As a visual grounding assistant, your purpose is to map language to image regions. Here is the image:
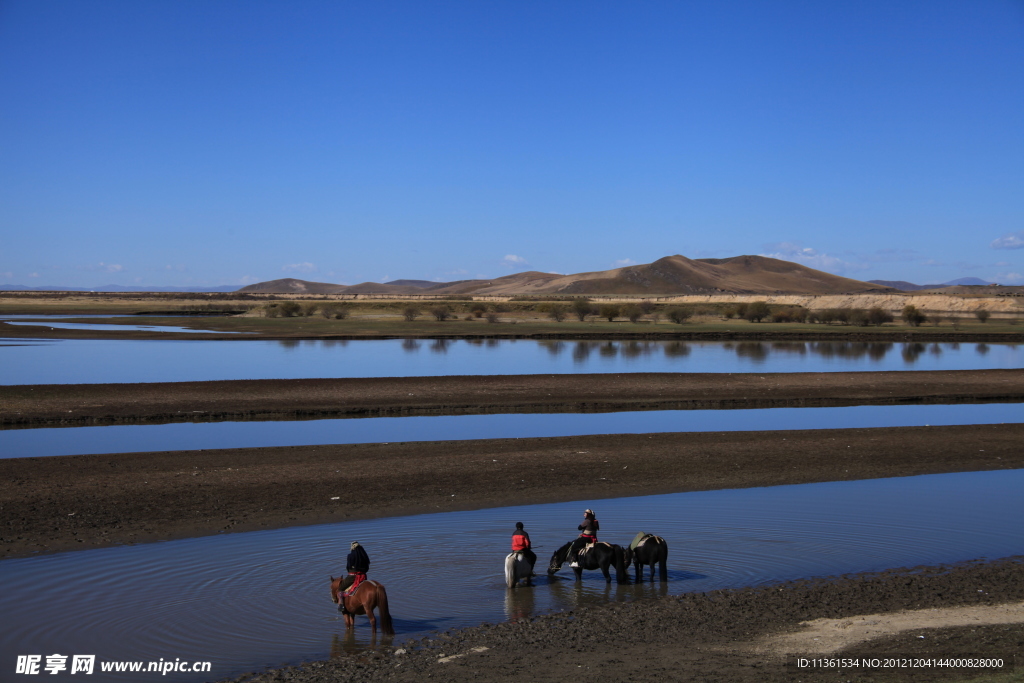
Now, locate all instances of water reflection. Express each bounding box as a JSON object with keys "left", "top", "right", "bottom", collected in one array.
[
  {"left": 902, "top": 343, "right": 926, "bottom": 363},
  {"left": 664, "top": 341, "right": 690, "bottom": 358},
  {"left": 735, "top": 342, "right": 768, "bottom": 362},
  {"left": 3, "top": 339, "right": 1021, "bottom": 386}
]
